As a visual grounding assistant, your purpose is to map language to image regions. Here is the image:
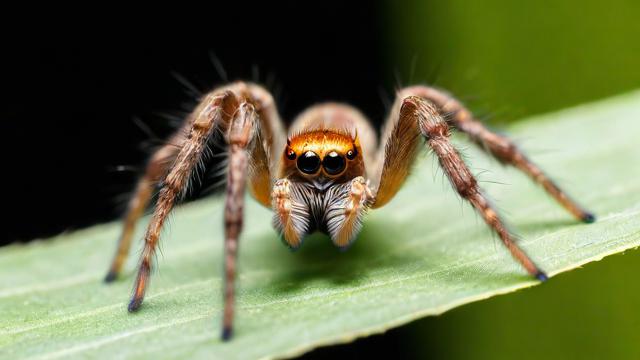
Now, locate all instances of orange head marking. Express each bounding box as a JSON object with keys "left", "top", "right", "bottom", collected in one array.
[{"left": 280, "top": 129, "right": 365, "bottom": 183}]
